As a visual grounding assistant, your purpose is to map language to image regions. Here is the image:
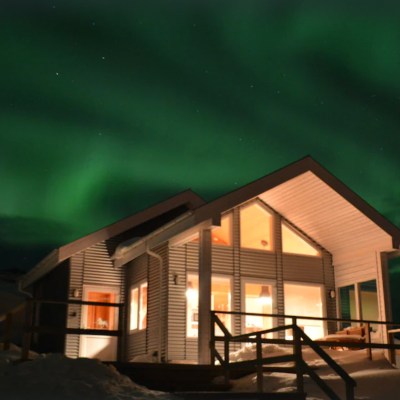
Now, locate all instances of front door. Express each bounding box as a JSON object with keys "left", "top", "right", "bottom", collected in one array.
[{"left": 79, "top": 285, "right": 119, "bottom": 361}]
